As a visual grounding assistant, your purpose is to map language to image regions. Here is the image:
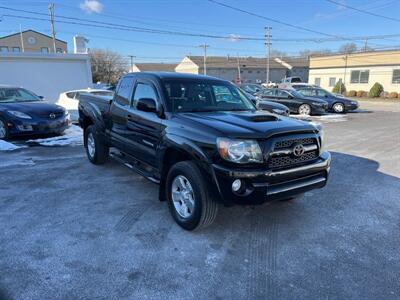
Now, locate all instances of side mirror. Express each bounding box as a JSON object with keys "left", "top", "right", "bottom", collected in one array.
[
  {"left": 137, "top": 98, "right": 157, "bottom": 113},
  {"left": 288, "top": 95, "right": 293, "bottom": 99},
  {"left": 39, "top": 96, "right": 44, "bottom": 100}
]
